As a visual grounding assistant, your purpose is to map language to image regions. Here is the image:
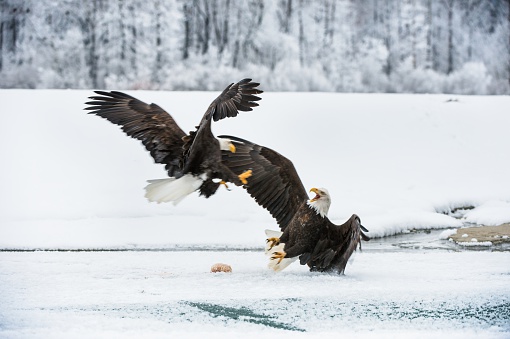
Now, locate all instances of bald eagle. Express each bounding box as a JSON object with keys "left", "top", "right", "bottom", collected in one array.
[
  {"left": 220, "top": 136, "right": 369, "bottom": 274},
  {"left": 85, "top": 79, "right": 262, "bottom": 204}
]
